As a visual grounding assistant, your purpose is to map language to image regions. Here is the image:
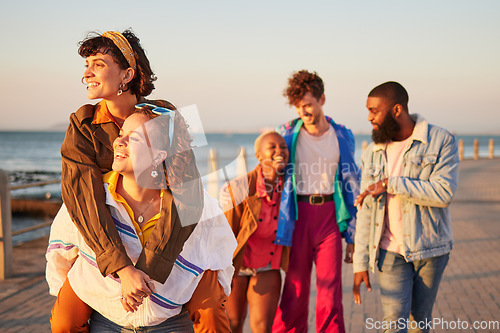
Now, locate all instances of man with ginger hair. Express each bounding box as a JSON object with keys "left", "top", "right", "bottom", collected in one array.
[{"left": 272, "top": 70, "right": 360, "bottom": 332}]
